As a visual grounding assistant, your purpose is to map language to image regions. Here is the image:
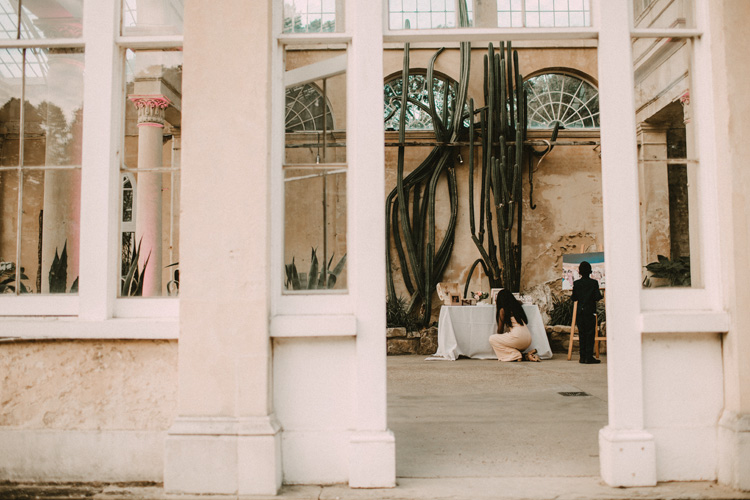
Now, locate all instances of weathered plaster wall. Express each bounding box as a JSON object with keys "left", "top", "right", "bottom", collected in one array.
[
  {"left": 383, "top": 45, "right": 602, "bottom": 319},
  {"left": 0, "top": 340, "right": 177, "bottom": 430}
]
